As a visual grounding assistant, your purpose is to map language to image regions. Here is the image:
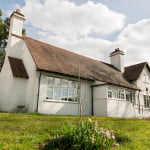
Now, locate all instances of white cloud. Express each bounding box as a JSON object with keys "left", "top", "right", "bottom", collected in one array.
[
  {"left": 22, "top": 0, "right": 126, "bottom": 39},
  {"left": 20, "top": 0, "right": 150, "bottom": 66},
  {"left": 38, "top": 18, "right": 150, "bottom": 66},
  {"left": 115, "top": 19, "right": 150, "bottom": 65}
]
